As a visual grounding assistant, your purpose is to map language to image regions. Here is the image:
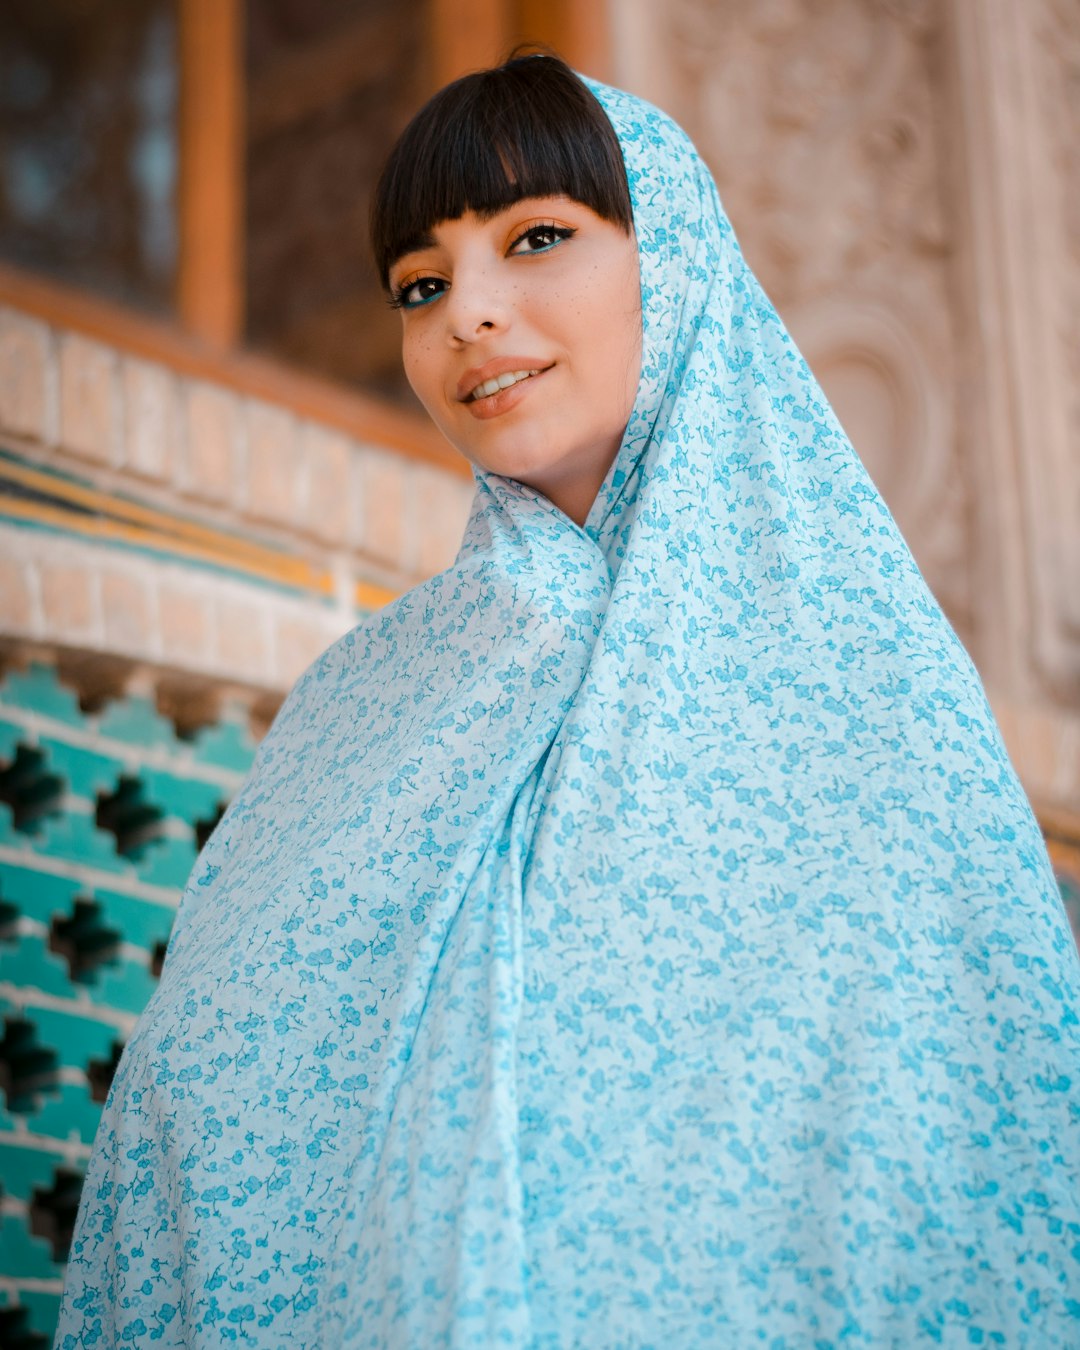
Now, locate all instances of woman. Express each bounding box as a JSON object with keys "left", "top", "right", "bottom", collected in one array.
[{"left": 57, "top": 53, "right": 1080, "bottom": 1347}]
